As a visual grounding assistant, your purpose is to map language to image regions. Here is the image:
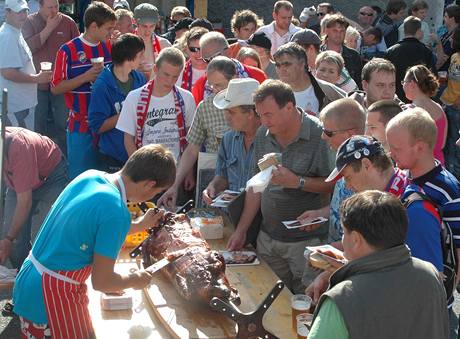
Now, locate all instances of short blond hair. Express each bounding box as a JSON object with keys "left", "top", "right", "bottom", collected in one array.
[{"left": 386, "top": 107, "right": 437, "bottom": 150}]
